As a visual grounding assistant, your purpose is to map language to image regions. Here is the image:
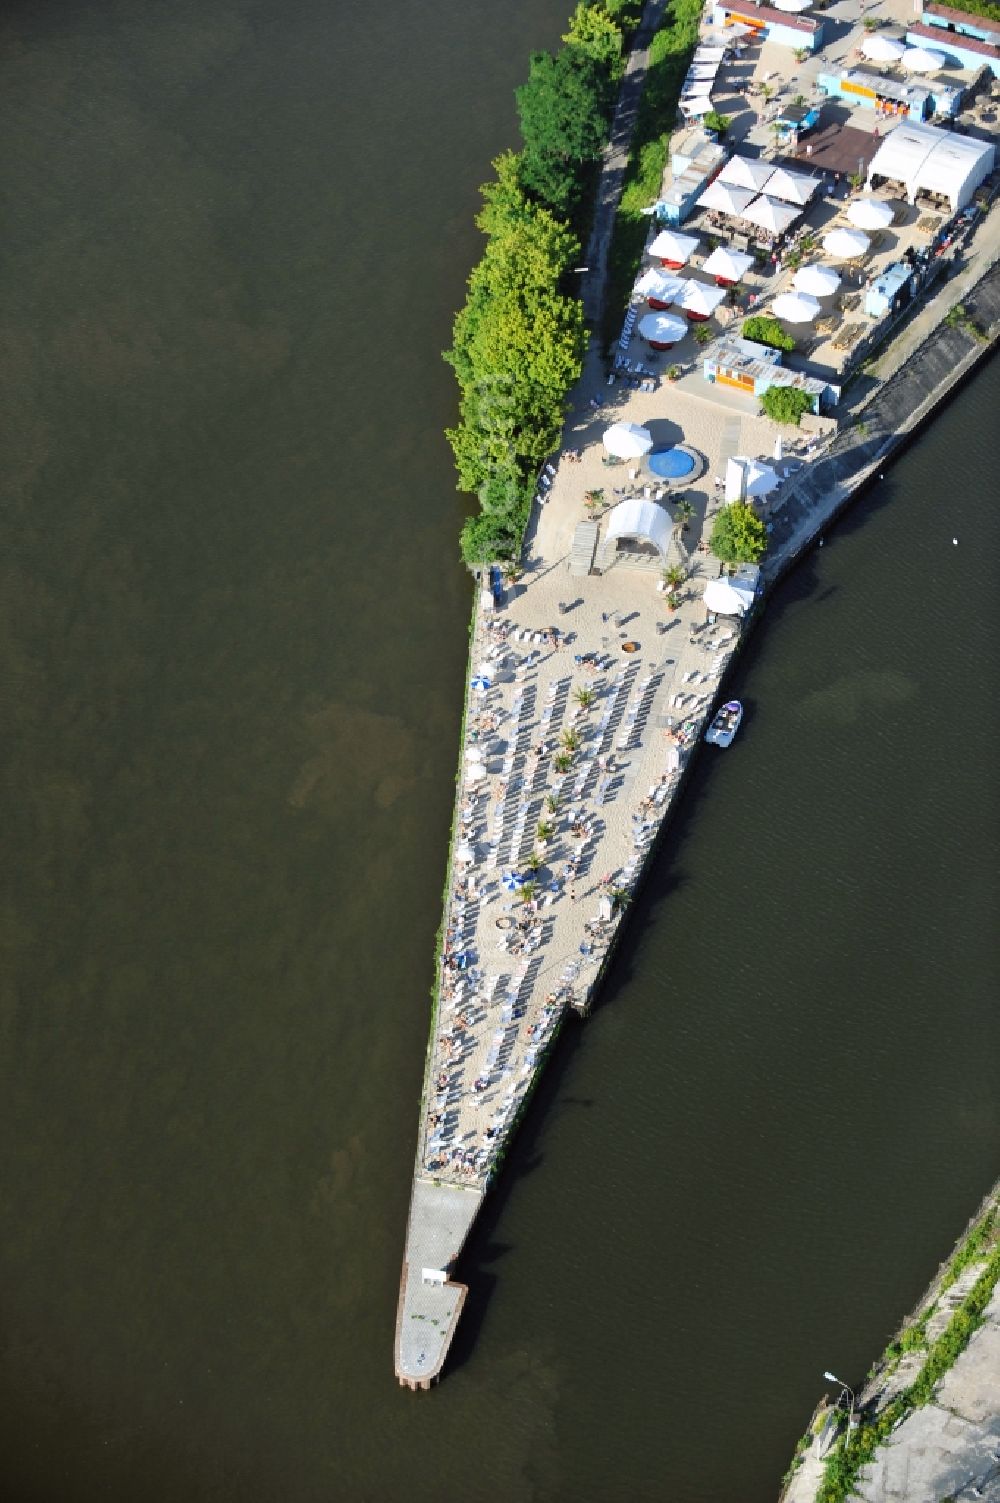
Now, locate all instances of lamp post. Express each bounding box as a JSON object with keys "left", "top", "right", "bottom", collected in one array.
[{"left": 823, "top": 1370, "right": 855, "bottom": 1439}]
